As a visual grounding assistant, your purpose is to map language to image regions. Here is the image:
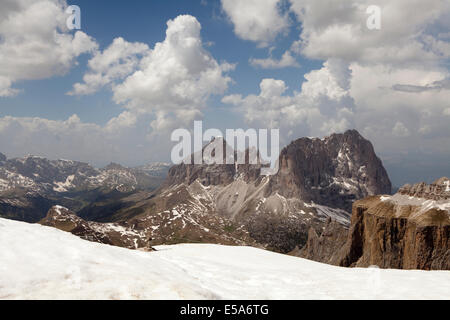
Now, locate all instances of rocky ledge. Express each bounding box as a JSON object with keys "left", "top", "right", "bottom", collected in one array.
[{"left": 298, "top": 178, "right": 449, "bottom": 270}]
